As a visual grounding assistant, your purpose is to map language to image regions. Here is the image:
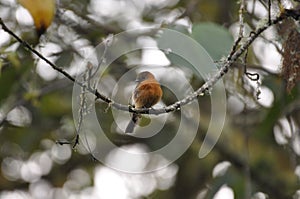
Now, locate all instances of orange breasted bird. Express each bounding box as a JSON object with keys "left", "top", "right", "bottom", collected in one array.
[{"left": 125, "top": 71, "right": 163, "bottom": 133}]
